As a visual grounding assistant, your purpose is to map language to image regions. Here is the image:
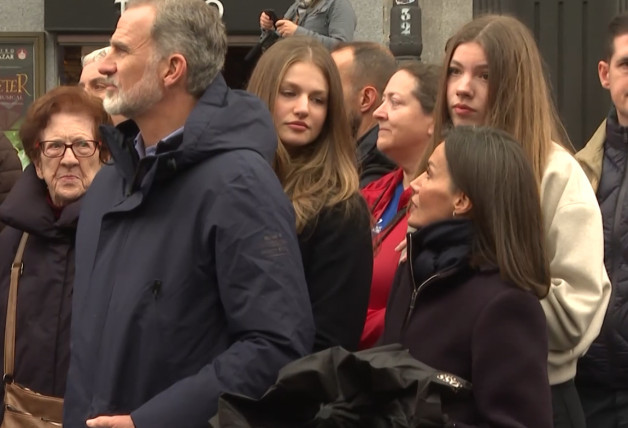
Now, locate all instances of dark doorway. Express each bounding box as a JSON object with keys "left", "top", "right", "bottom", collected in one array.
[{"left": 223, "top": 45, "right": 258, "bottom": 89}]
